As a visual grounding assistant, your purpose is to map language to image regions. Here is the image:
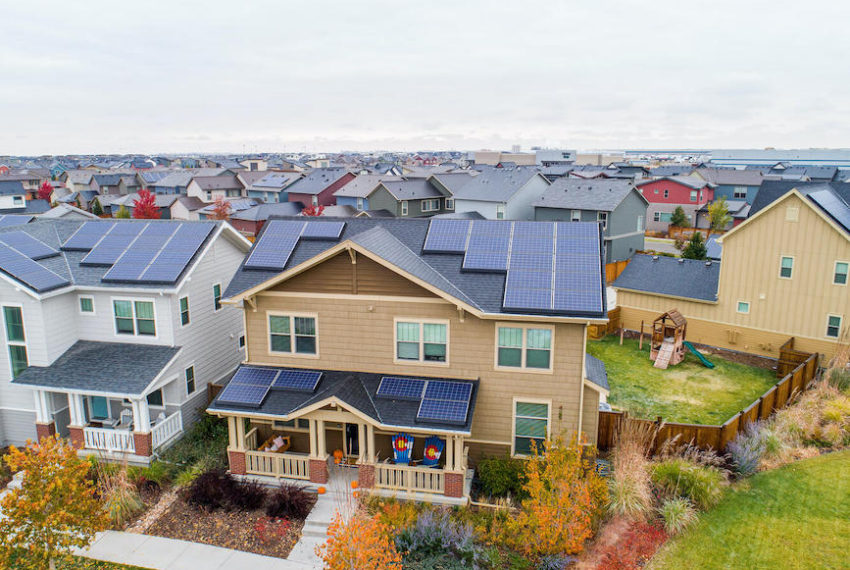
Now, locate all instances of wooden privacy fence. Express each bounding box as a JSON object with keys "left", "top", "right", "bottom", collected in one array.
[
  {"left": 588, "top": 307, "right": 621, "bottom": 340},
  {"left": 597, "top": 352, "right": 819, "bottom": 454},
  {"left": 605, "top": 260, "right": 630, "bottom": 283}
]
